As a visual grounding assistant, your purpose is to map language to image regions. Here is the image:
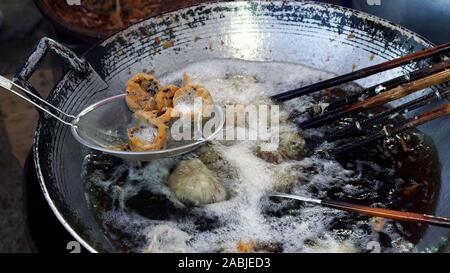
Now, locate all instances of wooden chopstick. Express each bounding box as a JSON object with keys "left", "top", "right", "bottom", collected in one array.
[
  {"left": 326, "top": 86, "right": 450, "bottom": 142},
  {"left": 271, "top": 43, "right": 450, "bottom": 102},
  {"left": 321, "top": 199, "right": 450, "bottom": 228},
  {"left": 272, "top": 193, "right": 450, "bottom": 228},
  {"left": 327, "top": 101, "right": 450, "bottom": 156},
  {"left": 325, "top": 58, "right": 450, "bottom": 111},
  {"left": 300, "top": 68, "right": 450, "bottom": 129},
  {"left": 346, "top": 69, "right": 450, "bottom": 111}
]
